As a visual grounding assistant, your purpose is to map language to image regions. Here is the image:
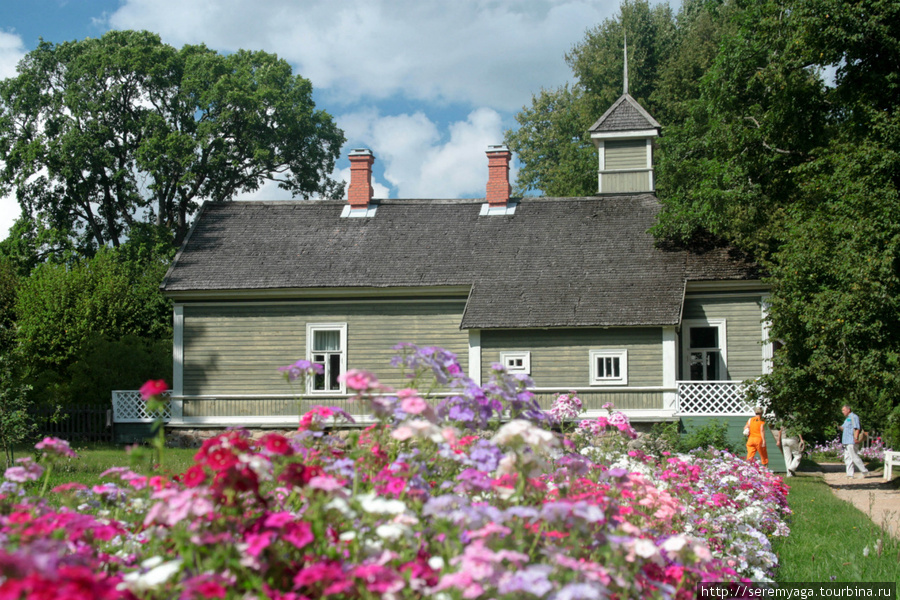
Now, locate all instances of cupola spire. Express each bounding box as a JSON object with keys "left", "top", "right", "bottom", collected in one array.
[{"left": 623, "top": 32, "right": 628, "bottom": 95}]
